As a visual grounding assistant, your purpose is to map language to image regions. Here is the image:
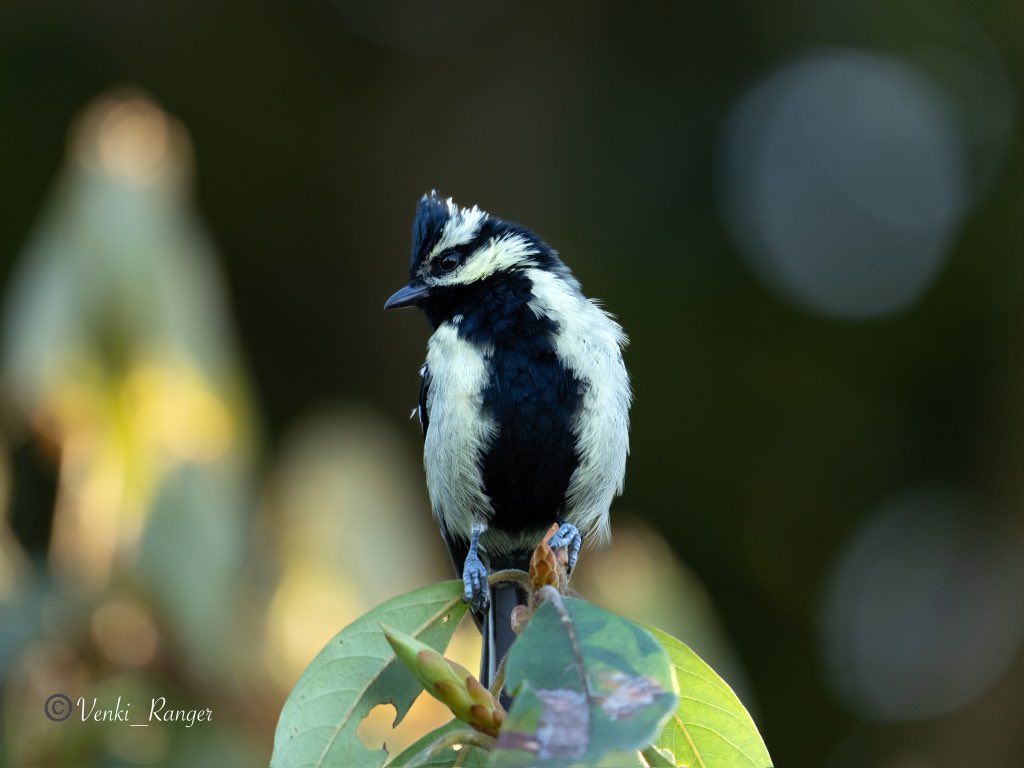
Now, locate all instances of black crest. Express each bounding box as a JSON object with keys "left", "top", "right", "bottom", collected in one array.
[
  {"left": 407, "top": 191, "right": 569, "bottom": 284},
  {"left": 409, "top": 191, "right": 451, "bottom": 275}
]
